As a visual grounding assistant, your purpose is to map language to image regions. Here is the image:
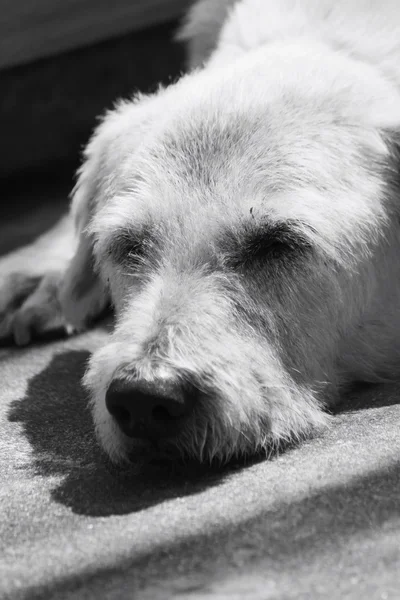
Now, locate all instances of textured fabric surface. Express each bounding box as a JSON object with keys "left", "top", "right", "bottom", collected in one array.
[{"left": 1, "top": 179, "right": 400, "bottom": 600}]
